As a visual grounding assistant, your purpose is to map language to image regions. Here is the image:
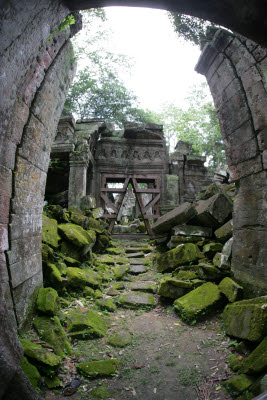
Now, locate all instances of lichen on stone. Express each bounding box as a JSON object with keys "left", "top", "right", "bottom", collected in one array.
[
  {"left": 108, "top": 331, "right": 132, "bottom": 347},
  {"left": 76, "top": 359, "right": 120, "bottom": 378},
  {"left": 96, "top": 297, "right": 117, "bottom": 312}
]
